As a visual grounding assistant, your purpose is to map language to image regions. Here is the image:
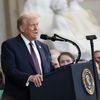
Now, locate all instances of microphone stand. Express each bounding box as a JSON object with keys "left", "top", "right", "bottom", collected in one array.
[
  {"left": 52, "top": 34, "right": 81, "bottom": 63},
  {"left": 86, "top": 35, "right": 98, "bottom": 100}
]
